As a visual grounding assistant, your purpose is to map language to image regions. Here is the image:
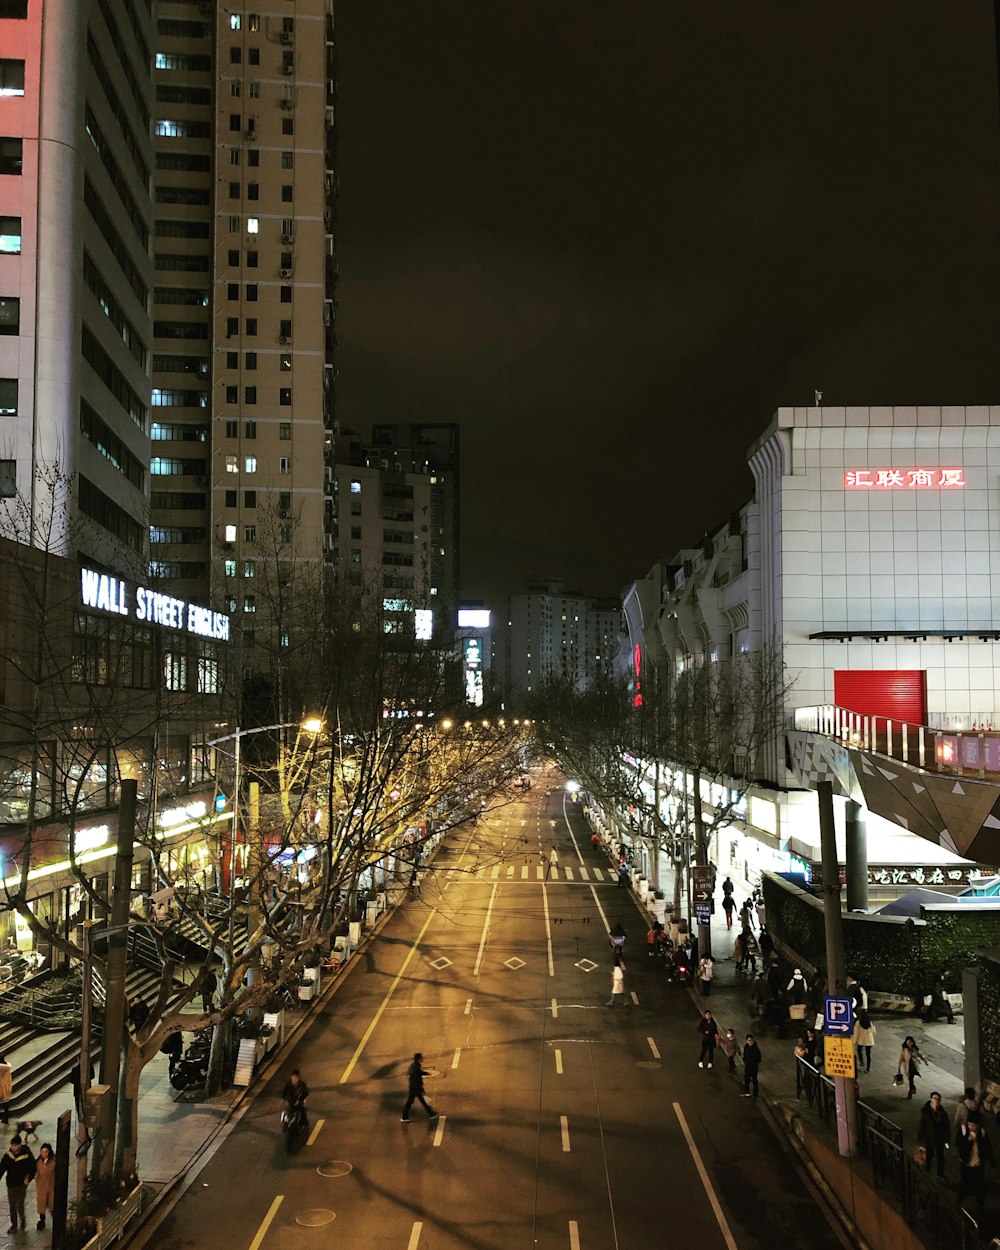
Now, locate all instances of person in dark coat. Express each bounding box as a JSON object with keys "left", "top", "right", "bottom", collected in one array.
[
  {"left": 200, "top": 969, "right": 217, "bottom": 1014},
  {"left": 697, "top": 1010, "right": 719, "bottom": 1069},
  {"left": 128, "top": 998, "right": 150, "bottom": 1034},
  {"left": 957, "top": 1114, "right": 995, "bottom": 1214},
  {"left": 401, "top": 1053, "right": 438, "bottom": 1122},
  {"left": 0, "top": 1135, "right": 35, "bottom": 1233},
  {"left": 918, "top": 1091, "right": 950, "bottom": 1177},
  {"left": 742, "top": 1035, "right": 762, "bottom": 1099}
]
